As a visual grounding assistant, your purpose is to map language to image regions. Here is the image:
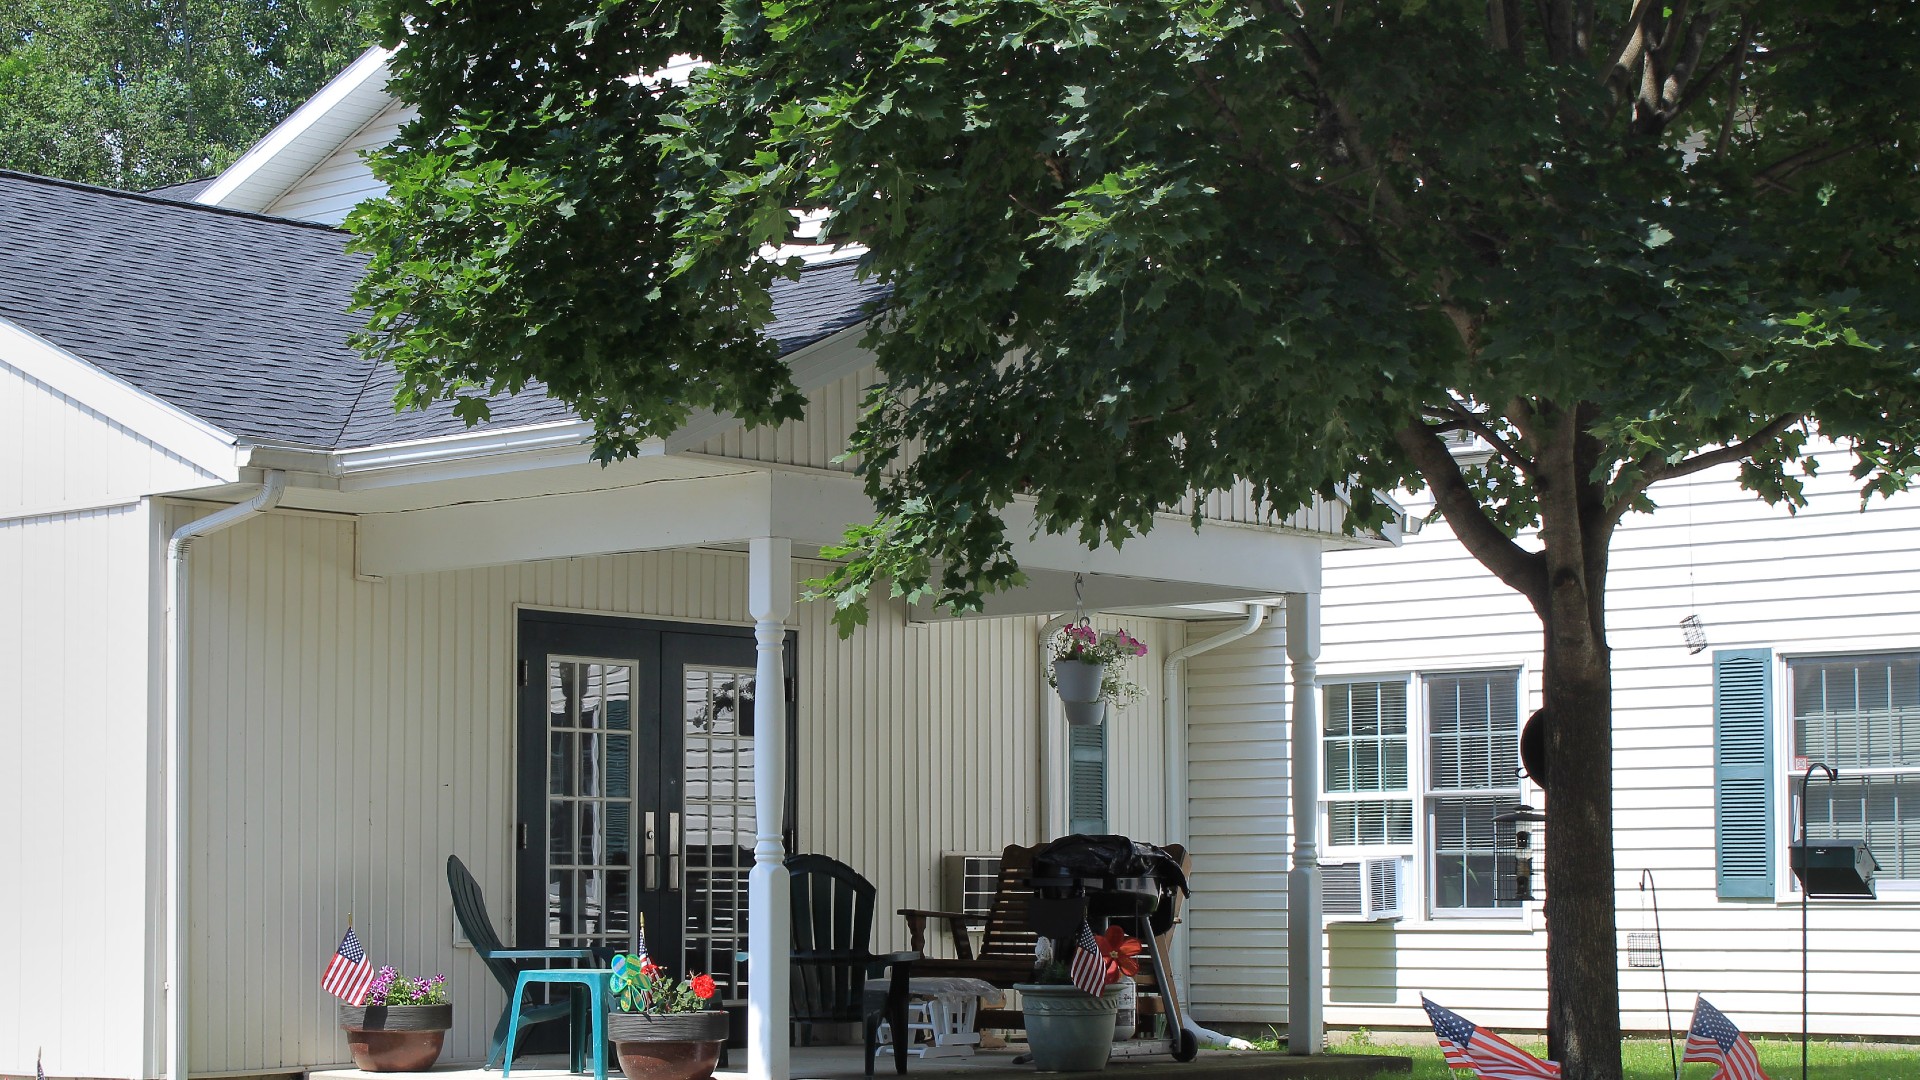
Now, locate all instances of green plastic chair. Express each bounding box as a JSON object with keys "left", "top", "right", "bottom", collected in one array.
[{"left": 448, "top": 855, "right": 598, "bottom": 1068}]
